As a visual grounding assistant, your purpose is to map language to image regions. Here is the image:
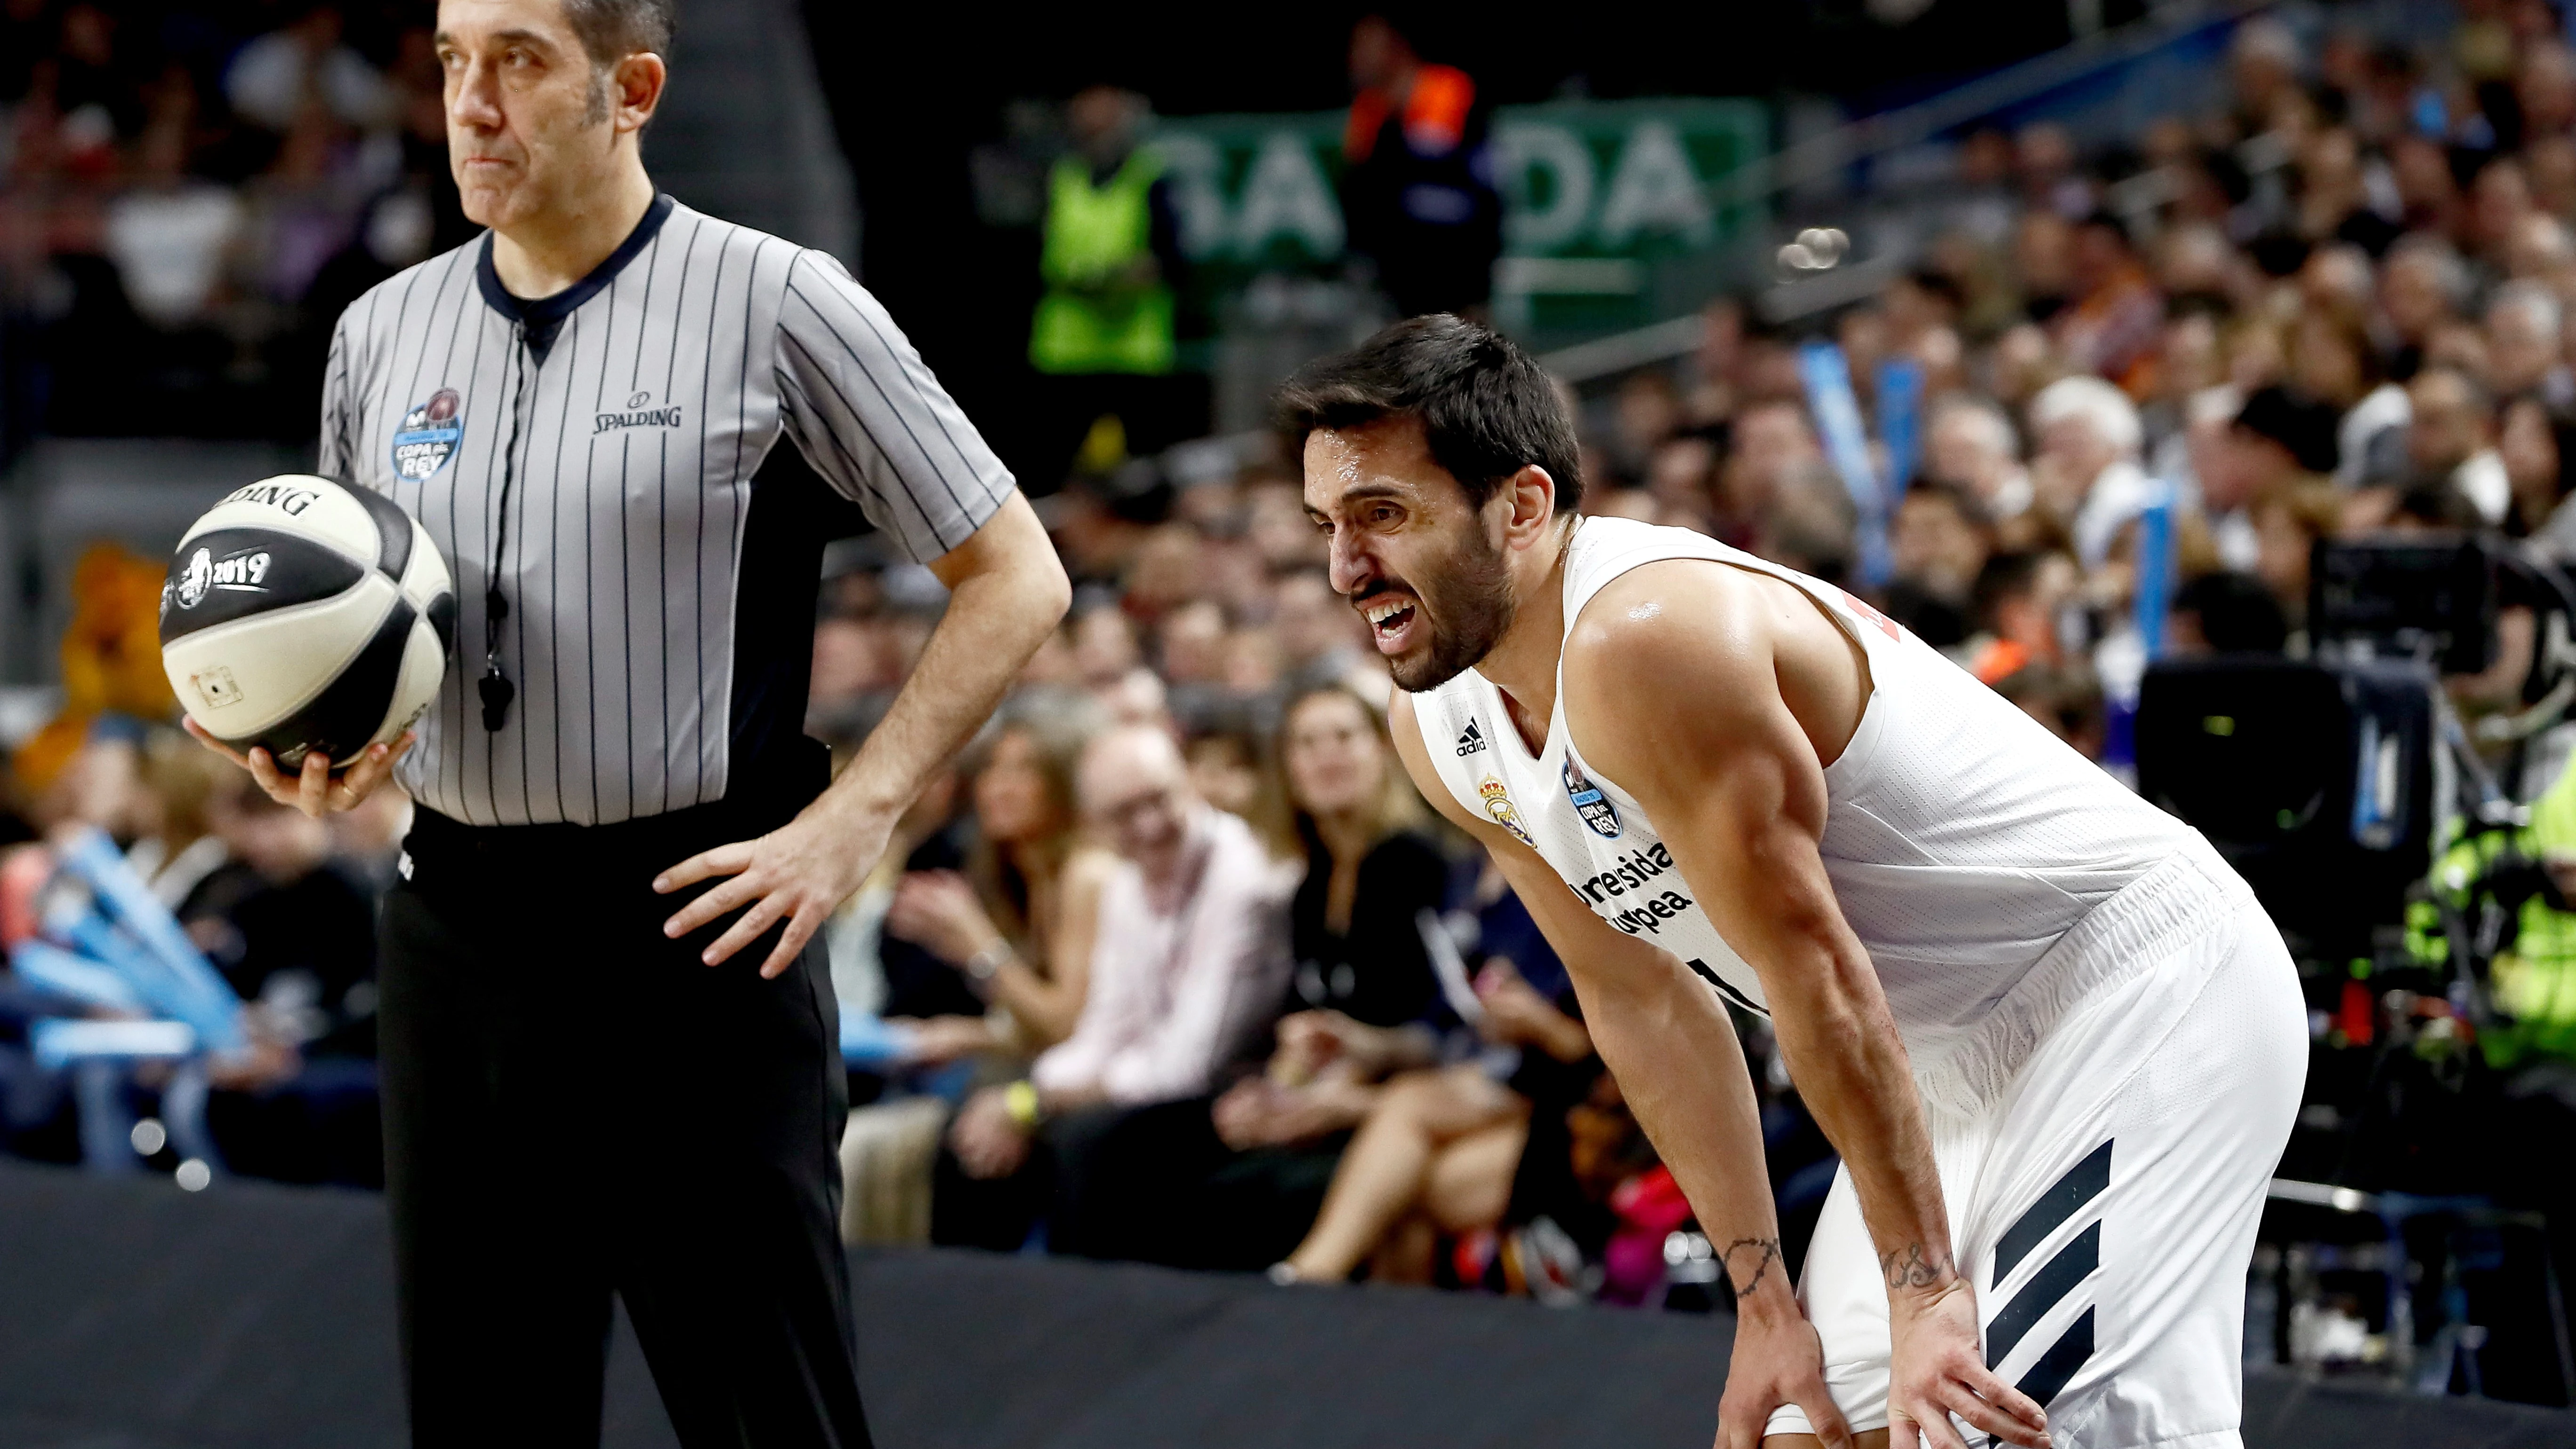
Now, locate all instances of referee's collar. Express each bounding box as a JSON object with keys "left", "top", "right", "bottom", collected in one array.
[{"left": 475, "top": 192, "right": 677, "bottom": 337}]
